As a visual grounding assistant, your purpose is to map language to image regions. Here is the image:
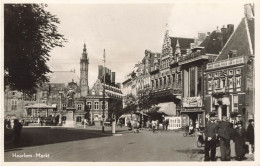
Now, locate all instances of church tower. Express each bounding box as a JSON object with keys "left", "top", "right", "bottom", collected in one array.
[{"left": 80, "top": 43, "right": 89, "bottom": 97}]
